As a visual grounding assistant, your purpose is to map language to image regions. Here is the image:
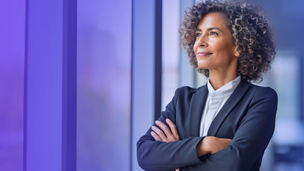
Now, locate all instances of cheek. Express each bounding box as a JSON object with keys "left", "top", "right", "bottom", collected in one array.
[
  {"left": 210, "top": 40, "right": 225, "bottom": 49},
  {"left": 193, "top": 41, "right": 199, "bottom": 53},
  {"left": 213, "top": 41, "right": 233, "bottom": 54}
]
